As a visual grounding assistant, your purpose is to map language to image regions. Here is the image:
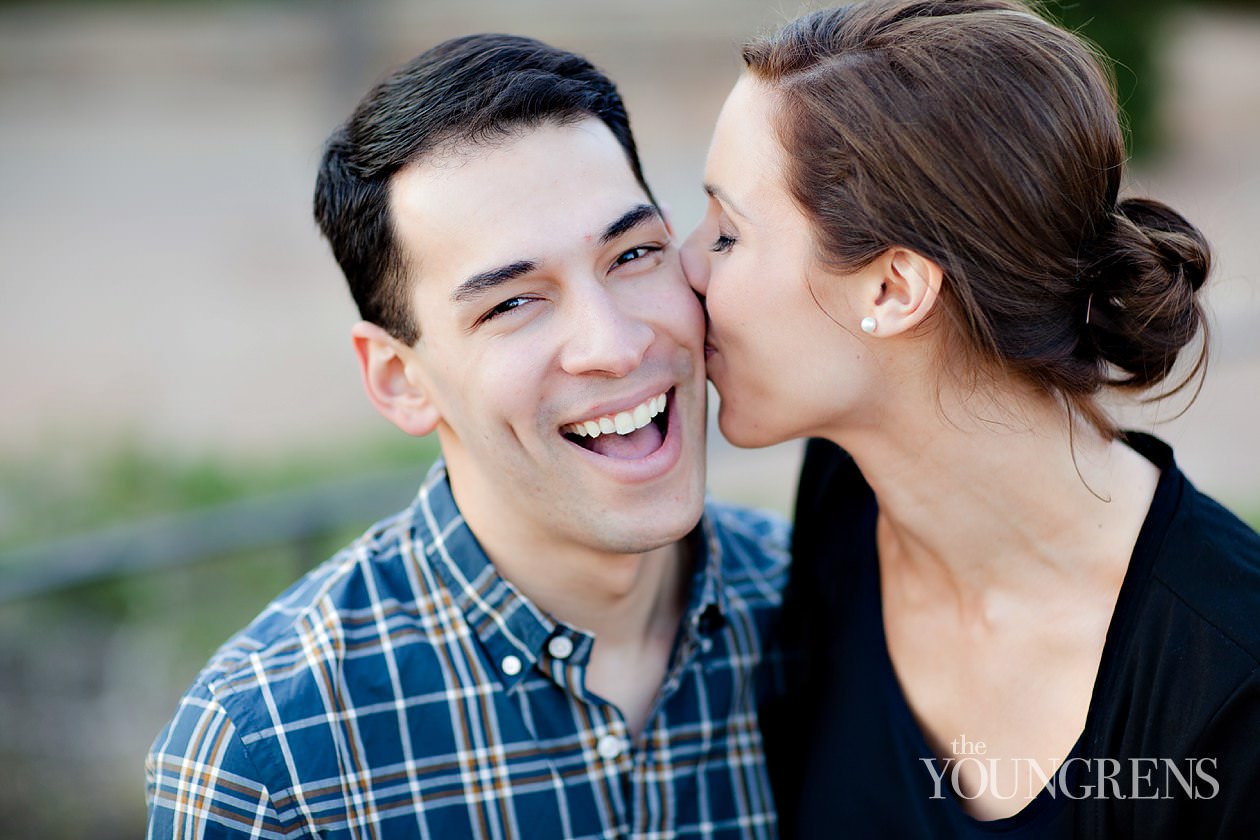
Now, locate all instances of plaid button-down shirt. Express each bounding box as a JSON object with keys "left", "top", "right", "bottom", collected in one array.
[{"left": 146, "top": 460, "right": 790, "bottom": 839}]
